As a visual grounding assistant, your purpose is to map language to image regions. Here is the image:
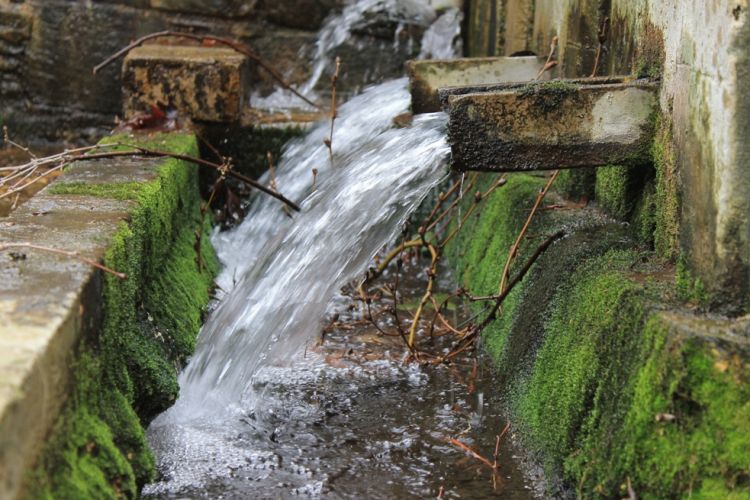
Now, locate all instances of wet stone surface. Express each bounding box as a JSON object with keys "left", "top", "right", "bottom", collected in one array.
[
  {"left": 123, "top": 45, "right": 249, "bottom": 123},
  {"left": 446, "top": 79, "right": 658, "bottom": 172}
]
